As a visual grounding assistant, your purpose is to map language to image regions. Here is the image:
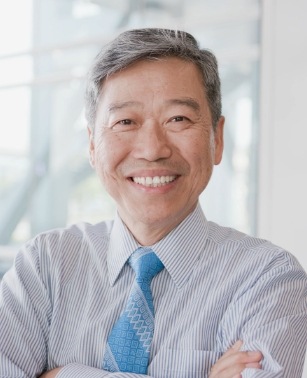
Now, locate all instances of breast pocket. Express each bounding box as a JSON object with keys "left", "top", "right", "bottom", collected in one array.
[{"left": 150, "top": 349, "right": 223, "bottom": 378}]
